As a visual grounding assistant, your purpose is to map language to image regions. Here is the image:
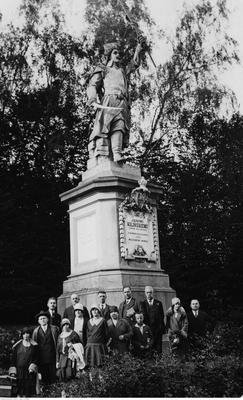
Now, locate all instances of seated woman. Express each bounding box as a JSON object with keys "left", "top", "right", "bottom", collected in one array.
[
  {"left": 9, "top": 327, "right": 39, "bottom": 397},
  {"left": 56, "top": 318, "right": 84, "bottom": 381},
  {"left": 85, "top": 305, "right": 108, "bottom": 380},
  {"left": 166, "top": 297, "right": 188, "bottom": 360}
]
